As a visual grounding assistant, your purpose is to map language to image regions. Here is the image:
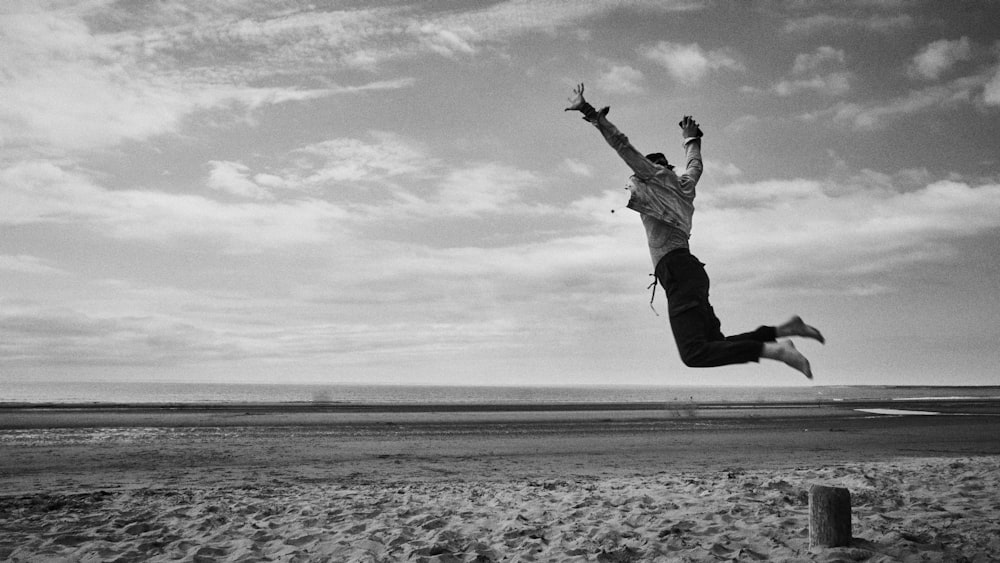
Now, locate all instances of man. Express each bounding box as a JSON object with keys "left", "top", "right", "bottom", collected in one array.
[{"left": 565, "top": 83, "right": 823, "bottom": 379}]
